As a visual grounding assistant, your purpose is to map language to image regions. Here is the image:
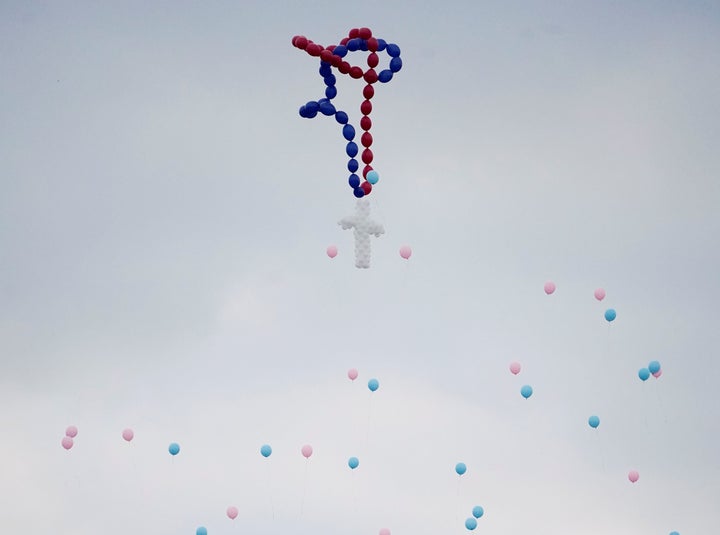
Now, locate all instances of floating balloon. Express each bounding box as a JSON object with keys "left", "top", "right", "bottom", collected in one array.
[
  {"left": 628, "top": 470, "right": 639, "bottom": 483},
  {"left": 339, "top": 199, "right": 384, "bottom": 269},
  {"left": 379, "top": 529, "right": 391, "bottom": 535},
  {"left": 368, "top": 378, "right": 379, "bottom": 392},
  {"left": 260, "top": 444, "right": 272, "bottom": 458},
  {"left": 122, "top": 428, "right": 134, "bottom": 442},
  {"left": 604, "top": 308, "right": 616, "bottom": 322},
  {"left": 648, "top": 360, "right": 661, "bottom": 374},
  {"left": 326, "top": 245, "right": 338, "bottom": 258},
  {"left": 594, "top": 288, "right": 606, "bottom": 301},
  {"left": 301, "top": 444, "right": 313, "bottom": 458},
  {"left": 472, "top": 505, "right": 484, "bottom": 518},
  {"left": 509, "top": 362, "right": 521, "bottom": 375},
  {"left": 669, "top": 531, "right": 680, "bottom": 535},
  {"left": 399, "top": 245, "right": 412, "bottom": 259},
  {"left": 544, "top": 281, "right": 556, "bottom": 295},
  {"left": 348, "top": 456, "right": 359, "bottom": 469},
  {"left": 455, "top": 462, "right": 467, "bottom": 475},
  {"left": 61, "top": 436, "right": 73, "bottom": 450},
  {"left": 588, "top": 415, "right": 600, "bottom": 429},
  {"left": 465, "top": 517, "right": 478, "bottom": 530},
  {"left": 168, "top": 442, "right": 180, "bottom": 456},
  {"left": 653, "top": 369, "right": 663, "bottom": 378},
  {"left": 348, "top": 368, "right": 358, "bottom": 381},
  {"left": 227, "top": 506, "right": 238, "bottom": 520},
  {"left": 638, "top": 368, "right": 650, "bottom": 381},
  {"left": 196, "top": 527, "right": 207, "bottom": 535},
  {"left": 520, "top": 385, "right": 533, "bottom": 399},
  {"left": 65, "top": 425, "right": 78, "bottom": 438}
]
